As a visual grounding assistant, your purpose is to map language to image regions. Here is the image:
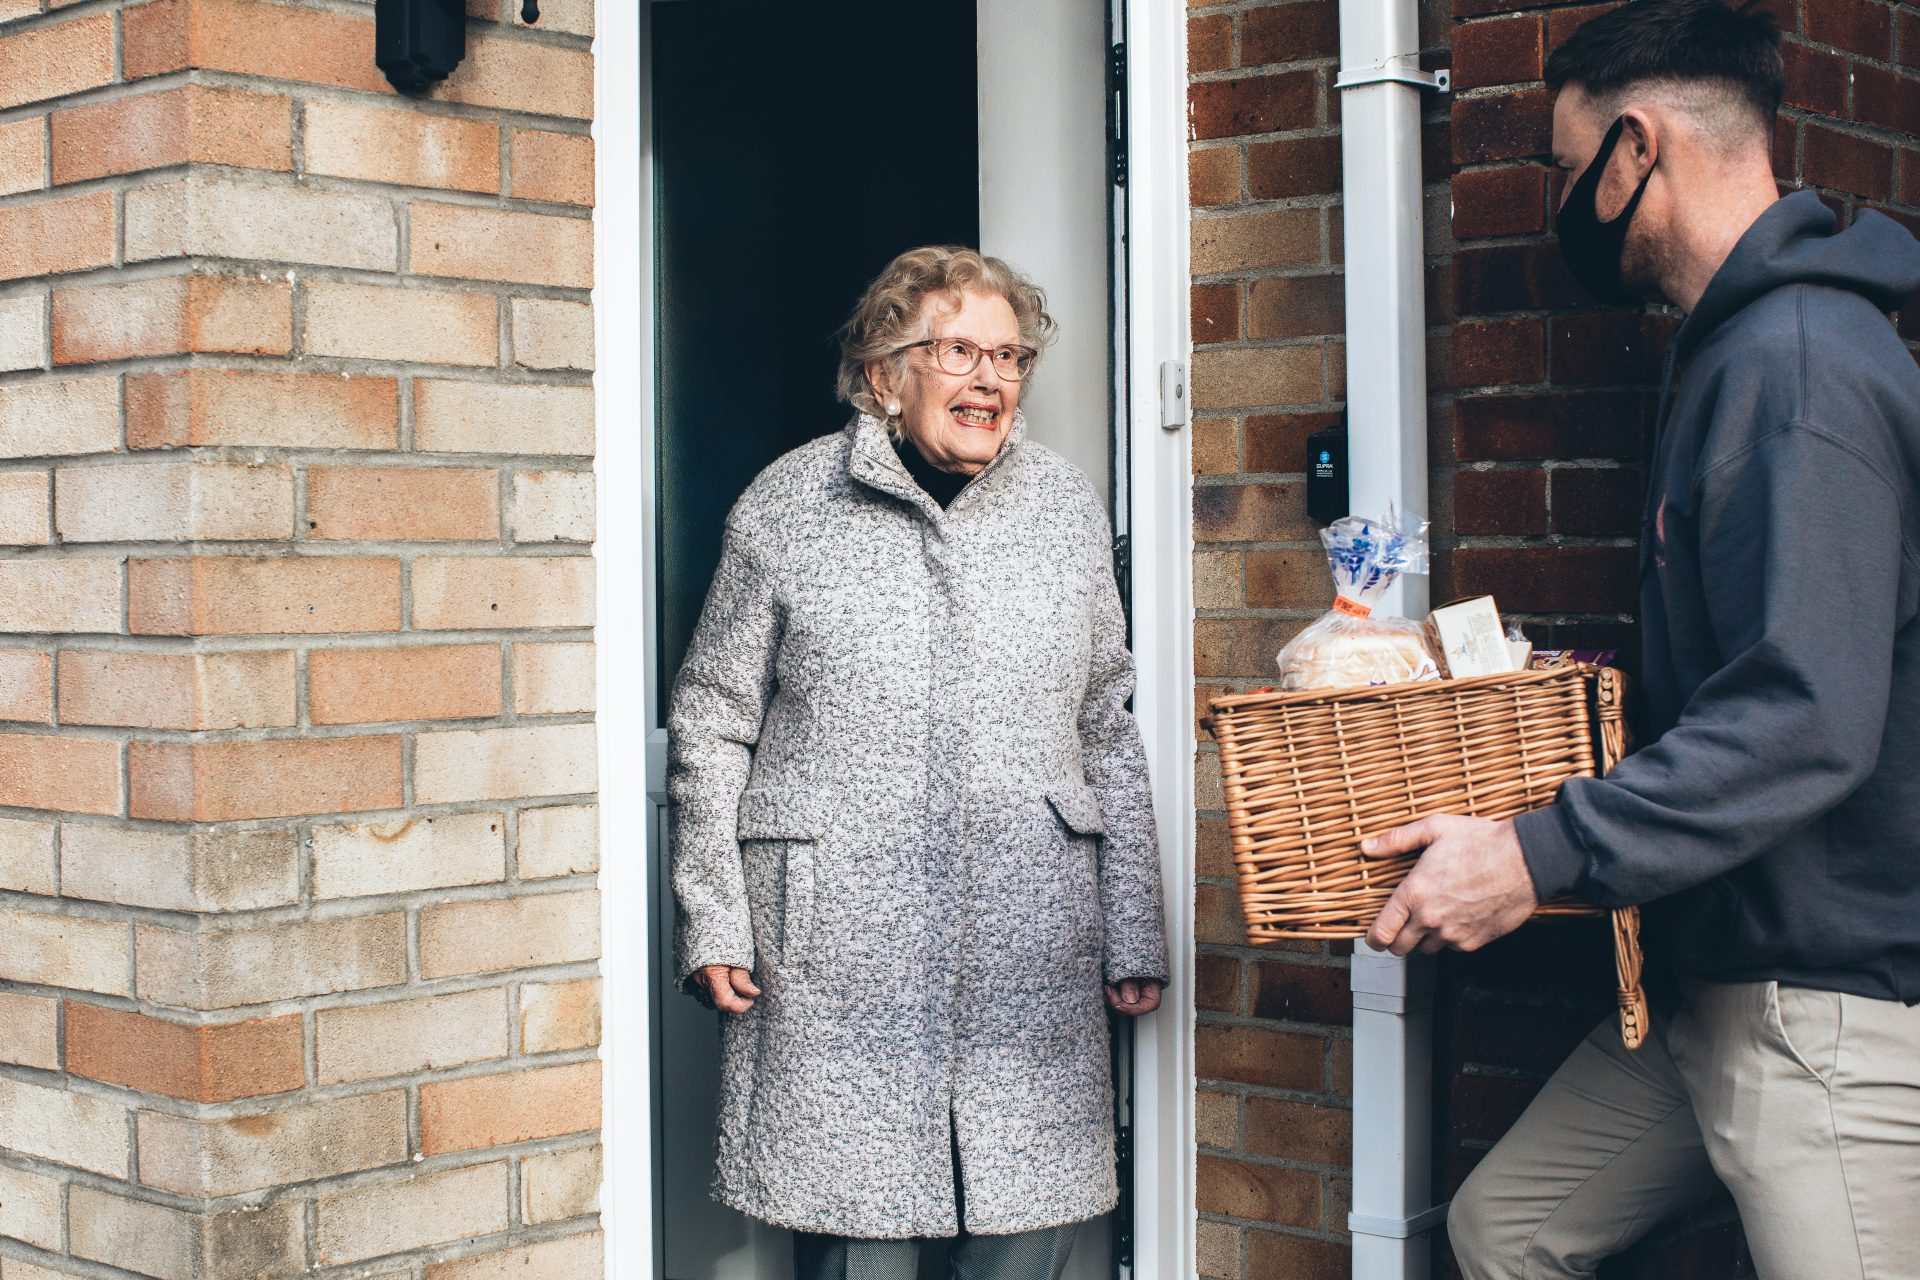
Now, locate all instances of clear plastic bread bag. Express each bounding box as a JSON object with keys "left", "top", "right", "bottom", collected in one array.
[{"left": 1275, "top": 509, "right": 1441, "bottom": 691}]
